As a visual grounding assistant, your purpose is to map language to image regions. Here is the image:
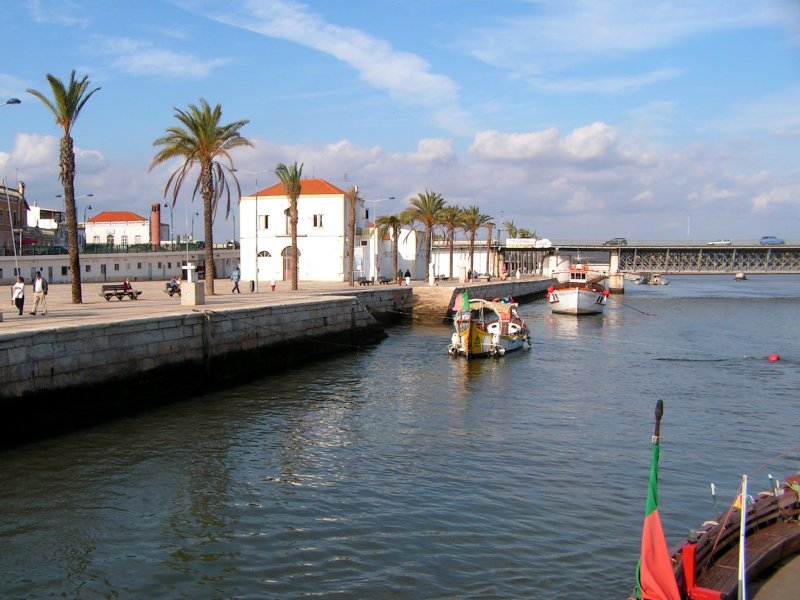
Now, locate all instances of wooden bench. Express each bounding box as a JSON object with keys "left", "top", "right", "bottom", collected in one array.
[
  {"left": 378, "top": 276, "right": 392, "bottom": 284},
  {"left": 357, "top": 277, "right": 374, "bottom": 286},
  {"left": 163, "top": 282, "right": 181, "bottom": 297},
  {"left": 100, "top": 284, "right": 142, "bottom": 301}
]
